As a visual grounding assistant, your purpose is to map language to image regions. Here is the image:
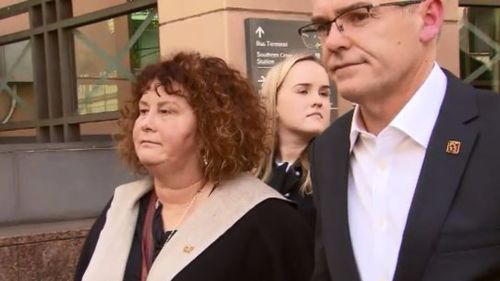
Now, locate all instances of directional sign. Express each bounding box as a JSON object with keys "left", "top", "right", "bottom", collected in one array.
[
  {"left": 244, "top": 18, "right": 320, "bottom": 91},
  {"left": 255, "top": 26, "right": 265, "bottom": 38}
]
